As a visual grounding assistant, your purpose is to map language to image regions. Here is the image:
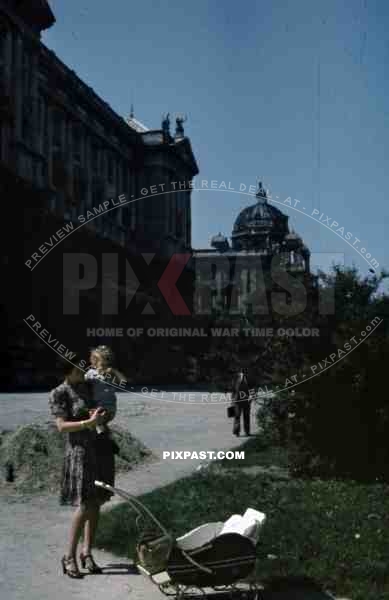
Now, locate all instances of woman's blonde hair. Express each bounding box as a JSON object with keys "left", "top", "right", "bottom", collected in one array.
[{"left": 89, "top": 348, "right": 99, "bottom": 366}]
